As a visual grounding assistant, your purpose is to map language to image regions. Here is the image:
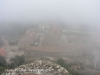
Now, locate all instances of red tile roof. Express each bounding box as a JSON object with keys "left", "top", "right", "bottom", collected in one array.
[
  {"left": 18, "top": 32, "right": 38, "bottom": 45},
  {"left": 0, "top": 48, "right": 6, "bottom": 57}
]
